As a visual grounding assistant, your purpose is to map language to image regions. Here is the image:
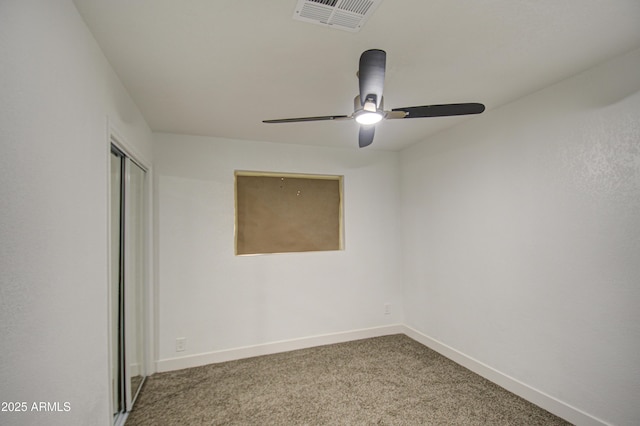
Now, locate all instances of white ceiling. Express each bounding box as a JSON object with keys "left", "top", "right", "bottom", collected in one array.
[{"left": 74, "top": 0, "right": 640, "bottom": 151}]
